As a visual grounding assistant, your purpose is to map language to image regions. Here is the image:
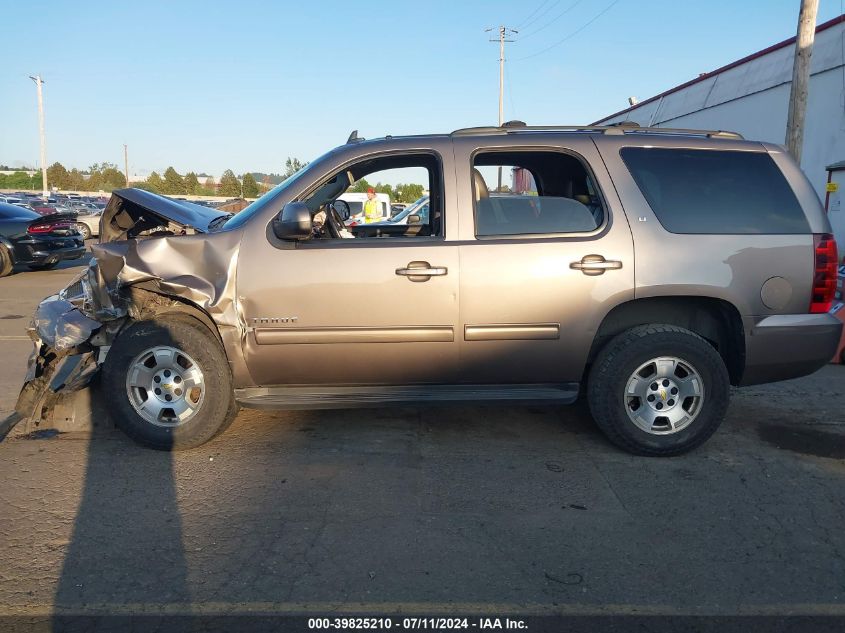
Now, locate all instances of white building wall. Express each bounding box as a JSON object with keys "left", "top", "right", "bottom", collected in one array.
[{"left": 595, "top": 19, "right": 845, "bottom": 246}]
